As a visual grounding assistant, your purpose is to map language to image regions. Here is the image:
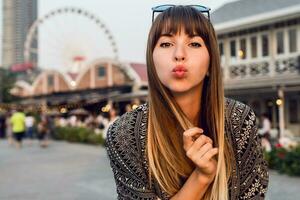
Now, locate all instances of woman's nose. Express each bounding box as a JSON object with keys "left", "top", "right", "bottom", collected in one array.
[{"left": 174, "top": 46, "right": 186, "bottom": 62}]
